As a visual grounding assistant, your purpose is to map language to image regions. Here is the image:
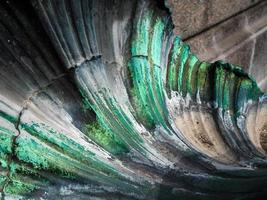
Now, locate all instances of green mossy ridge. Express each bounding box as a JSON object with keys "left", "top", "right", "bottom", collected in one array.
[
  {"left": 0, "top": 114, "right": 47, "bottom": 196},
  {"left": 19, "top": 123, "right": 125, "bottom": 178},
  {"left": 107, "top": 97, "right": 144, "bottom": 144},
  {"left": 0, "top": 157, "right": 8, "bottom": 169},
  {"left": 148, "top": 15, "right": 170, "bottom": 128},
  {"left": 84, "top": 121, "right": 129, "bottom": 155},
  {"left": 153, "top": 65, "right": 167, "bottom": 115},
  {"left": 166, "top": 36, "right": 181, "bottom": 93},
  {"left": 129, "top": 57, "right": 171, "bottom": 132},
  {"left": 3, "top": 165, "right": 48, "bottom": 196},
  {"left": 129, "top": 13, "right": 171, "bottom": 130},
  {"left": 150, "top": 16, "right": 165, "bottom": 66},
  {"left": 129, "top": 87, "right": 155, "bottom": 129},
  {"left": 177, "top": 44, "right": 190, "bottom": 93},
  {"left": 15, "top": 133, "right": 126, "bottom": 186},
  {"left": 128, "top": 57, "right": 157, "bottom": 128},
  {"left": 196, "top": 61, "right": 212, "bottom": 102},
  {"left": 4, "top": 179, "right": 38, "bottom": 196},
  {"left": 9, "top": 161, "right": 35, "bottom": 176},
  {"left": 0, "top": 126, "right": 16, "bottom": 155},
  {"left": 131, "top": 9, "right": 153, "bottom": 56},
  {"left": 222, "top": 72, "right": 236, "bottom": 111},
  {"left": 15, "top": 136, "right": 52, "bottom": 170},
  {"left": 21, "top": 122, "right": 95, "bottom": 160},
  {"left": 166, "top": 42, "right": 191, "bottom": 94},
  {"left": 214, "top": 65, "right": 226, "bottom": 109},
  {"left": 212, "top": 61, "right": 262, "bottom": 115},
  {"left": 1, "top": 107, "right": 140, "bottom": 196},
  {"left": 79, "top": 85, "right": 145, "bottom": 154},
  {"left": 0, "top": 175, "right": 6, "bottom": 188},
  {"left": 184, "top": 54, "right": 200, "bottom": 97},
  {"left": 1, "top": 108, "right": 135, "bottom": 197},
  {"left": 0, "top": 113, "right": 18, "bottom": 164},
  {"left": 4, "top": 161, "right": 50, "bottom": 196},
  {"left": 0, "top": 112, "right": 18, "bottom": 169}
]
